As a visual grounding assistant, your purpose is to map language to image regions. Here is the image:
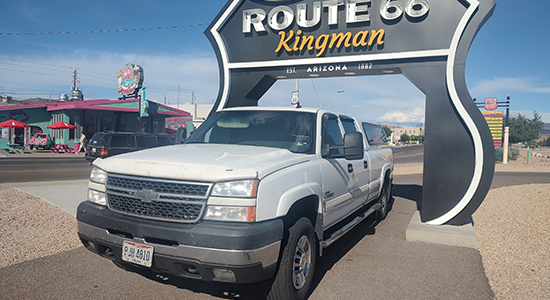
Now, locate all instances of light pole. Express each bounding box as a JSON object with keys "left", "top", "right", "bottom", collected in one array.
[{"left": 320, "top": 90, "right": 345, "bottom": 108}]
